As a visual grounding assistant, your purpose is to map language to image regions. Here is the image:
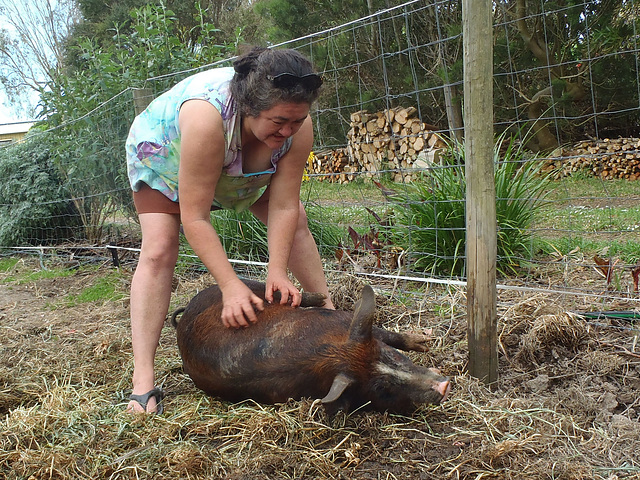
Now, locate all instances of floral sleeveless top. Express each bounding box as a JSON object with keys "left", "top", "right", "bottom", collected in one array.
[{"left": 125, "top": 67, "right": 292, "bottom": 212}]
